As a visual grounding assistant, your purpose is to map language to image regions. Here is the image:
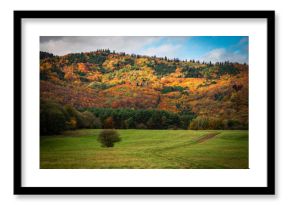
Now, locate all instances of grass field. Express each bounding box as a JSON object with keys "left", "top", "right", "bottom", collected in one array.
[{"left": 40, "top": 129, "right": 248, "bottom": 169}]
